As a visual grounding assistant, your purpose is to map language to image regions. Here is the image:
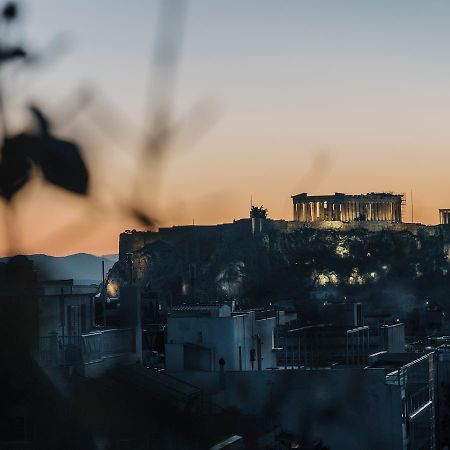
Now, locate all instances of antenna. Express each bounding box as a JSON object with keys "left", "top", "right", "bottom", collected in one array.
[
  {"left": 101, "top": 260, "right": 106, "bottom": 327},
  {"left": 411, "top": 190, "right": 414, "bottom": 223},
  {"left": 250, "top": 194, "right": 253, "bottom": 208}
]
